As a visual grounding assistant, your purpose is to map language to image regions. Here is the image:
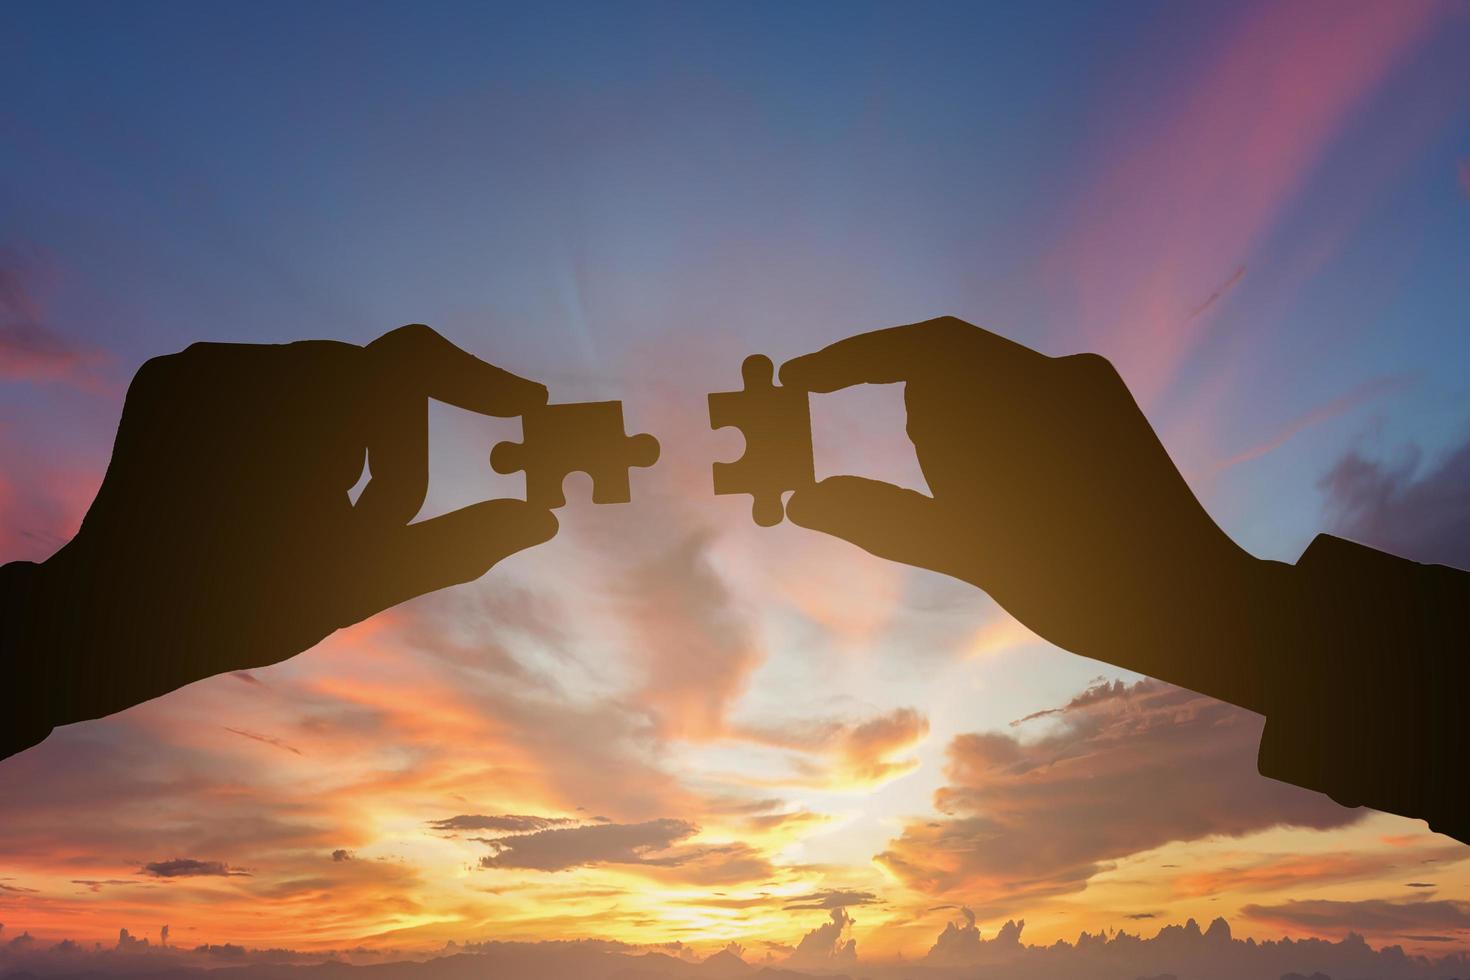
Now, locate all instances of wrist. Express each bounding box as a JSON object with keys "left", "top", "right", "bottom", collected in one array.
[{"left": 1133, "top": 535, "right": 1293, "bottom": 715}]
